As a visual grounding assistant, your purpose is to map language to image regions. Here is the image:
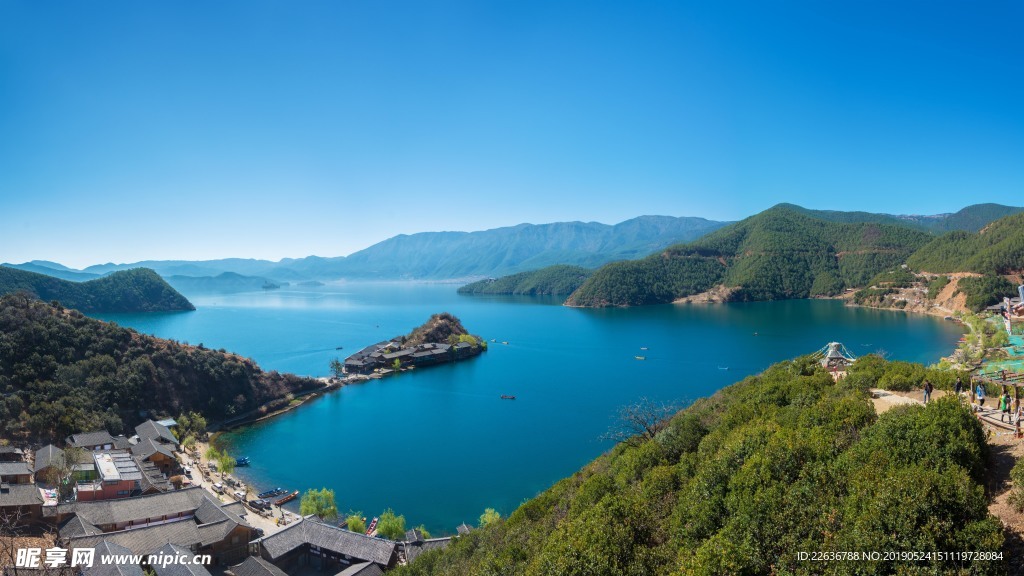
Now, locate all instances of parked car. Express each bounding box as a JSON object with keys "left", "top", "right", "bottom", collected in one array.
[
  {"left": 233, "top": 490, "right": 246, "bottom": 500},
  {"left": 212, "top": 482, "right": 224, "bottom": 493}
]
